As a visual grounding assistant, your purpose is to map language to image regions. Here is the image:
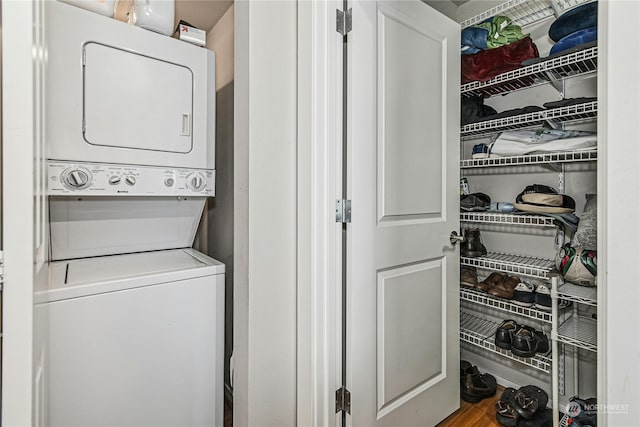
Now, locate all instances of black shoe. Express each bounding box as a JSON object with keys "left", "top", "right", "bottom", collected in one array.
[
  {"left": 461, "top": 192, "right": 491, "bottom": 212},
  {"left": 495, "top": 387, "right": 519, "bottom": 427},
  {"left": 512, "top": 281, "right": 535, "bottom": 307},
  {"left": 514, "top": 385, "right": 549, "bottom": 419},
  {"left": 460, "top": 365, "right": 497, "bottom": 403},
  {"left": 495, "top": 319, "right": 518, "bottom": 350},
  {"left": 461, "top": 228, "right": 488, "bottom": 257},
  {"left": 511, "top": 326, "right": 549, "bottom": 358}
]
